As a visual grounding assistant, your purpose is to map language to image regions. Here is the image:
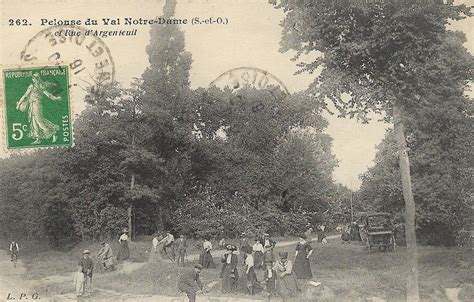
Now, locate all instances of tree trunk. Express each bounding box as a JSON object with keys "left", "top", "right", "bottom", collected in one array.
[
  {"left": 128, "top": 134, "right": 136, "bottom": 241},
  {"left": 128, "top": 172, "right": 135, "bottom": 241},
  {"left": 393, "top": 103, "right": 420, "bottom": 302}
]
